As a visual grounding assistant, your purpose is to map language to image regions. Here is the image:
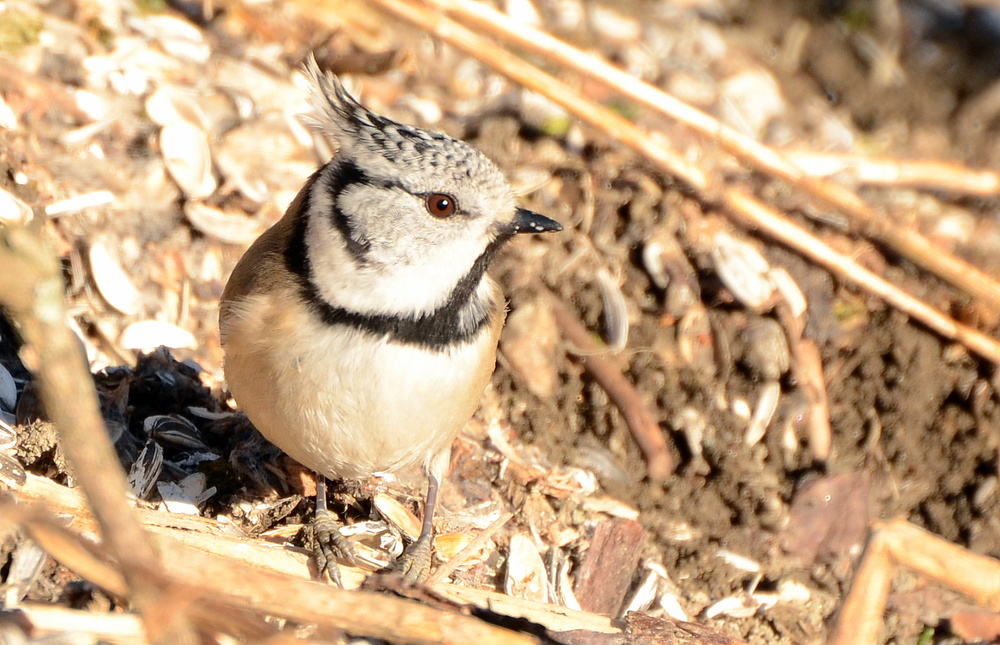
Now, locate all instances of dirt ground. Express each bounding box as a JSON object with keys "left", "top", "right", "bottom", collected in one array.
[
  {"left": 487, "top": 3, "right": 1000, "bottom": 641},
  {"left": 2, "top": 0, "right": 1000, "bottom": 643}
]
